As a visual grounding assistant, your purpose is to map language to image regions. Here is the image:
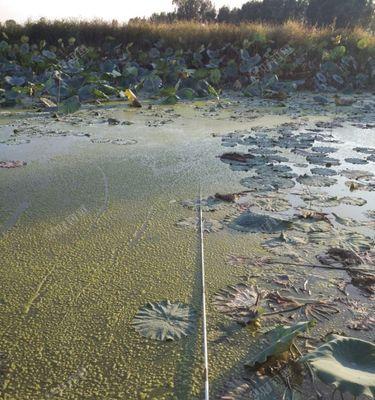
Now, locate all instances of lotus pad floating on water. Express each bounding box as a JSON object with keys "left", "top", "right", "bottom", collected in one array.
[
  {"left": 229, "top": 211, "right": 291, "bottom": 233},
  {"left": 132, "top": 300, "right": 195, "bottom": 341},
  {"left": 310, "top": 167, "right": 337, "bottom": 176},
  {"left": 240, "top": 175, "right": 295, "bottom": 192},
  {"left": 345, "top": 157, "right": 368, "bottom": 165},
  {"left": 340, "top": 169, "right": 374, "bottom": 180},
  {"left": 297, "top": 174, "right": 337, "bottom": 187},
  {"left": 301, "top": 335, "right": 375, "bottom": 398},
  {"left": 213, "top": 284, "right": 260, "bottom": 324}
]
